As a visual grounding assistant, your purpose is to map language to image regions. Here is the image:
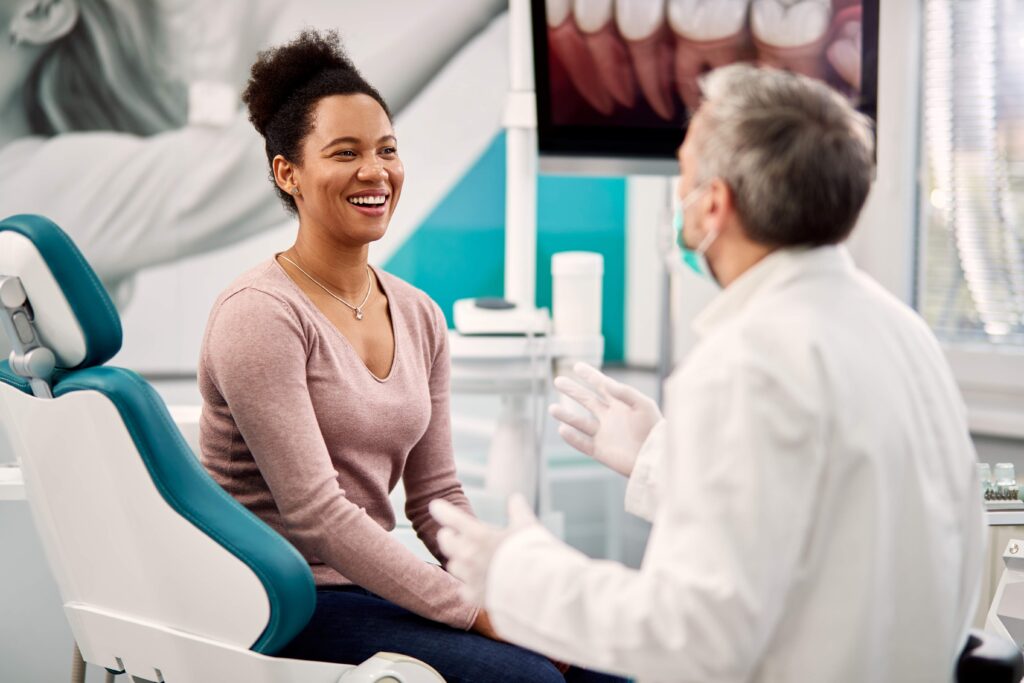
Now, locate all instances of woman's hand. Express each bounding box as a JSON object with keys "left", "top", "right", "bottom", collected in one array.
[
  {"left": 471, "top": 608, "right": 502, "bottom": 641},
  {"left": 473, "top": 610, "right": 570, "bottom": 675}
]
